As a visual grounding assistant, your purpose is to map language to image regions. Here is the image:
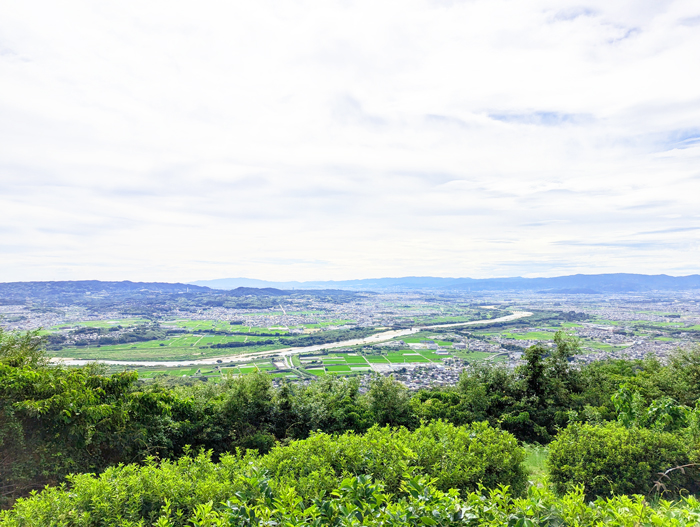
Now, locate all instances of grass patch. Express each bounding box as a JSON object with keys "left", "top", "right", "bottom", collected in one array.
[
  {"left": 524, "top": 444, "right": 548, "bottom": 483},
  {"left": 386, "top": 354, "right": 431, "bottom": 363},
  {"left": 325, "top": 365, "right": 352, "bottom": 372}
]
